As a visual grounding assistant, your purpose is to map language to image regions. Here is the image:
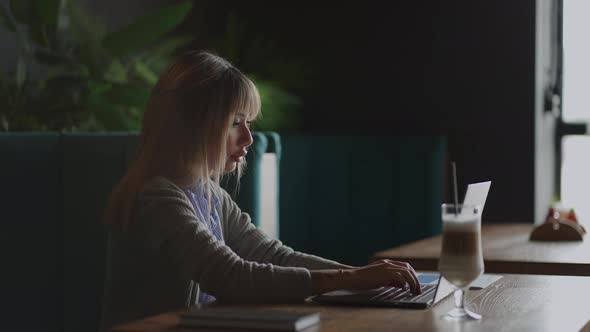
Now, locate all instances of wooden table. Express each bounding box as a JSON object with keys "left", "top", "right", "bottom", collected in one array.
[
  {"left": 373, "top": 223, "right": 590, "bottom": 276},
  {"left": 112, "top": 274, "right": 590, "bottom": 332}
]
